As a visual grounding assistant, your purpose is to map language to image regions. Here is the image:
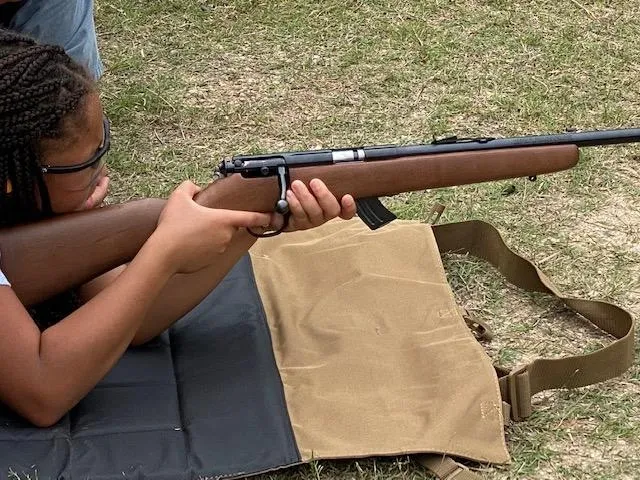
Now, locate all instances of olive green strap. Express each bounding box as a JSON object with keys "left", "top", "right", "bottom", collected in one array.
[
  {"left": 417, "top": 454, "right": 484, "bottom": 480},
  {"left": 432, "top": 220, "right": 635, "bottom": 422}
]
